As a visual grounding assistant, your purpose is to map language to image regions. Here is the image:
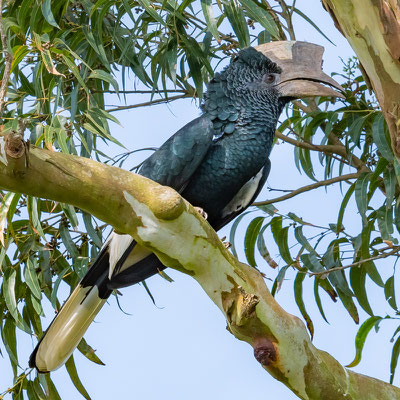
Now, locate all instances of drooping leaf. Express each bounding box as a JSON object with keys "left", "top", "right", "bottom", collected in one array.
[
  {"left": 41, "top": 0, "right": 60, "bottom": 28},
  {"left": 77, "top": 337, "right": 105, "bottom": 366},
  {"left": 294, "top": 271, "right": 314, "bottom": 338},
  {"left": 65, "top": 355, "right": 92, "bottom": 400},
  {"left": 244, "top": 217, "right": 264, "bottom": 268},
  {"left": 347, "top": 316, "right": 382, "bottom": 367}
]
